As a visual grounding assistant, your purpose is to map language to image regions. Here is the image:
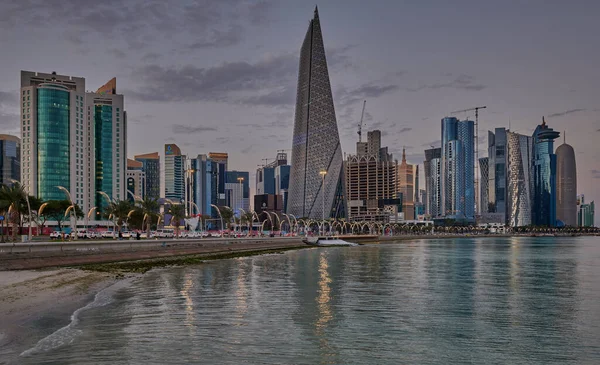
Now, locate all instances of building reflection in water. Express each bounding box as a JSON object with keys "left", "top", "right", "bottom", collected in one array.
[
  {"left": 180, "top": 271, "right": 196, "bottom": 332},
  {"left": 315, "top": 252, "right": 334, "bottom": 359},
  {"left": 234, "top": 259, "right": 249, "bottom": 325}
]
